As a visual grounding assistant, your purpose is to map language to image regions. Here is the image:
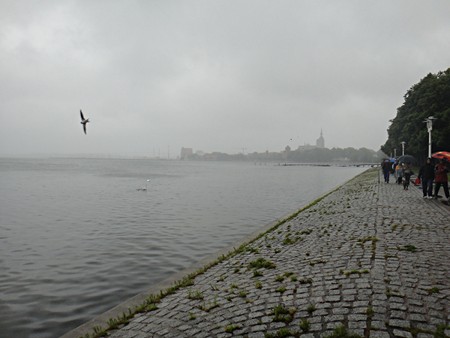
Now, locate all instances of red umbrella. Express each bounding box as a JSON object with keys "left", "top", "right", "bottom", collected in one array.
[{"left": 432, "top": 151, "right": 450, "bottom": 161}]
